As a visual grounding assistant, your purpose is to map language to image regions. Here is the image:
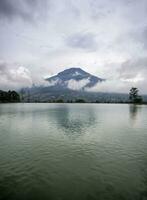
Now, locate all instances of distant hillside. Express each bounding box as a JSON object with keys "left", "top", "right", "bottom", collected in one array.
[
  {"left": 19, "top": 67, "right": 147, "bottom": 103},
  {"left": 0, "top": 90, "right": 20, "bottom": 103},
  {"left": 20, "top": 85, "right": 131, "bottom": 103}
]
